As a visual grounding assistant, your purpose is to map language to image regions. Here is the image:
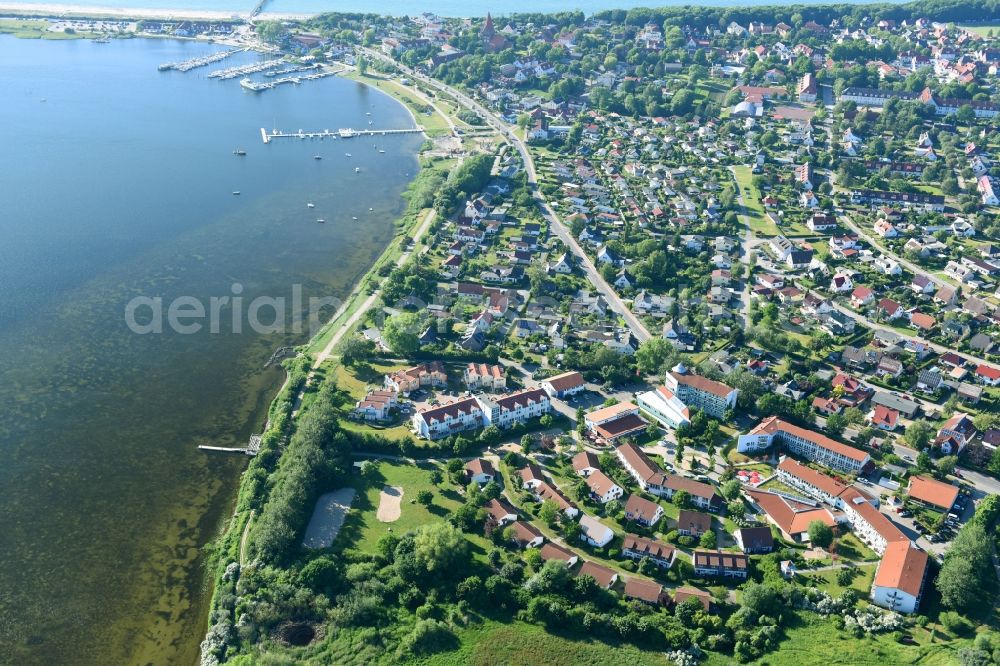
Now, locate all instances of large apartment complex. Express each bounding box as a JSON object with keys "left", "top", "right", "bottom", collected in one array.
[
  {"left": 411, "top": 388, "right": 551, "bottom": 439},
  {"left": 750, "top": 455, "right": 928, "bottom": 614},
  {"left": 738, "top": 416, "right": 871, "bottom": 474},
  {"left": 662, "top": 364, "right": 738, "bottom": 419}
]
